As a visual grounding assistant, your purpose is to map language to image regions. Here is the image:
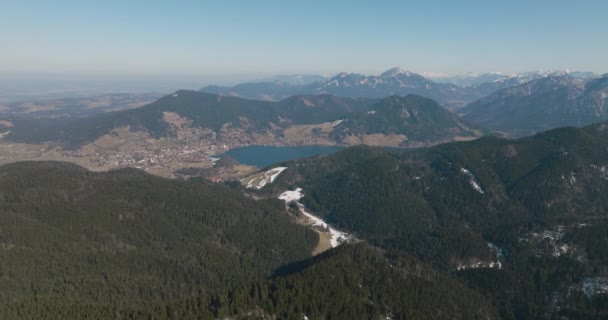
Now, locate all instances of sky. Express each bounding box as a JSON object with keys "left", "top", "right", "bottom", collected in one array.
[{"left": 1, "top": 0, "right": 607, "bottom": 79}]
